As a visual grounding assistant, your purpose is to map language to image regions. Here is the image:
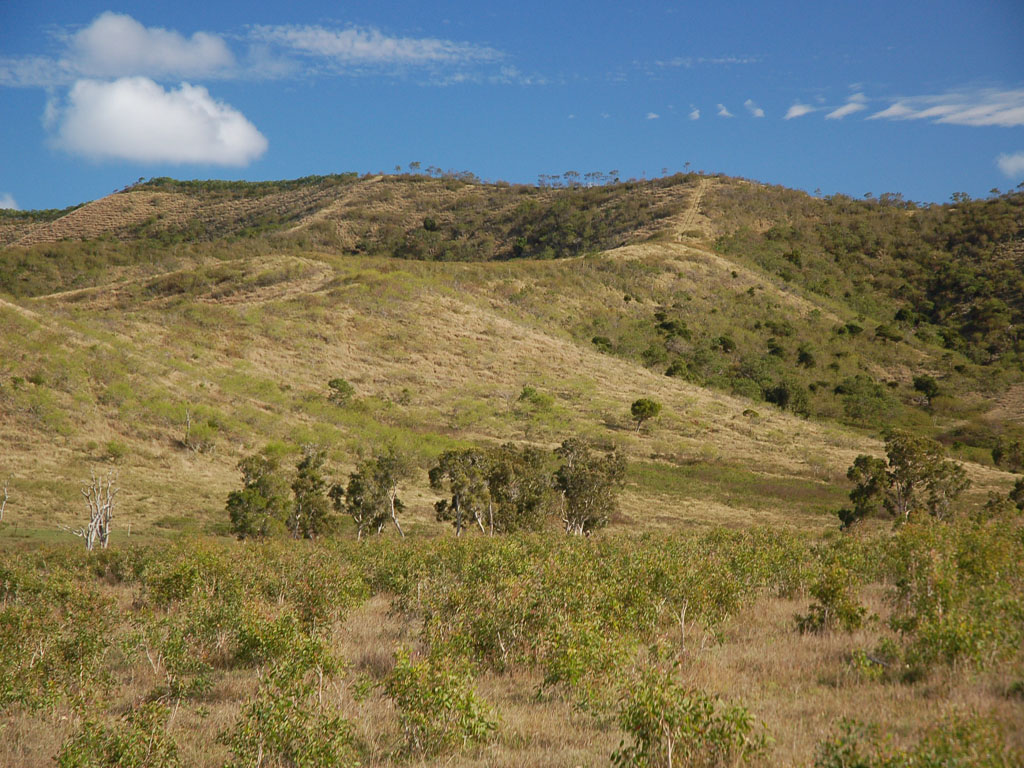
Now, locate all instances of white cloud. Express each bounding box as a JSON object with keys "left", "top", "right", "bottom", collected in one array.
[
  {"left": 0, "top": 193, "right": 18, "bottom": 210},
  {"left": 744, "top": 99, "right": 764, "bottom": 118},
  {"left": 51, "top": 78, "right": 267, "bottom": 166},
  {"left": 688, "top": 108, "right": 700, "bottom": 120},
  {"left": 71, "top": 12, "right": 235, "bottom": 79},
  {"left": 996, "top": 151, "right": 1024, "bottom": 178},
  {"left": 784, "top": 102, "right": 816, "bottom": 120},
  {"left": 646, "top": 112, "right": 660, "bottom": 120},
  {"left": 252, "top": 24, "right": 501, "bottom": 66},
  {"left": 656, "top": 56, "right": 760, "bottom": 68},
  {"left": 826, "top": 93, "right": 868, "bottom": 120},
  {"left": 717, "top": 103, "right": 733, "bottom": 118},
  {"left": 868, "top": 89, "right": 1024, "bottom": 127},
  {"left": 1, "top": 14, "right": 507, "bottom": 87}
]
